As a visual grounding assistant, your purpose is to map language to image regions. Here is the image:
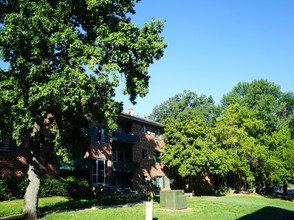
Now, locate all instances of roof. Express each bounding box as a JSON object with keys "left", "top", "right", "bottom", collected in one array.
[{"left": 119, "top": 112, "right": 165, "bottom": 128}]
